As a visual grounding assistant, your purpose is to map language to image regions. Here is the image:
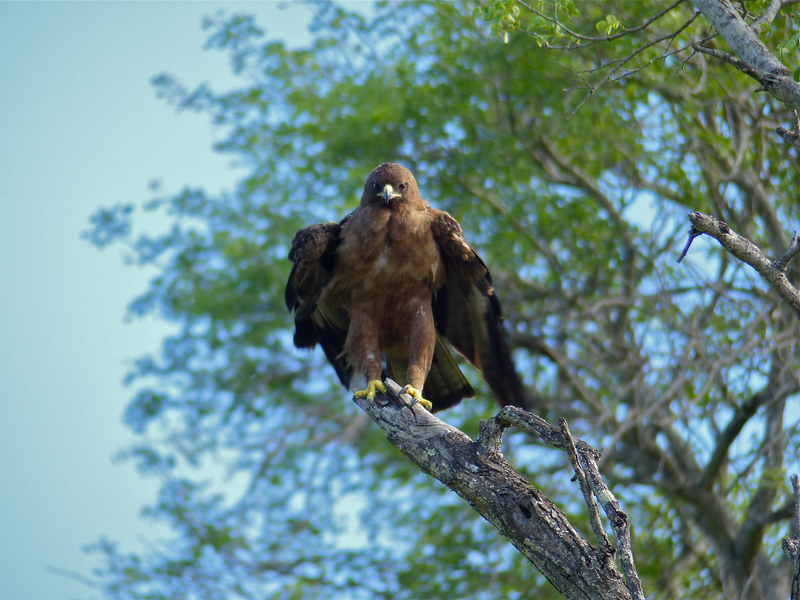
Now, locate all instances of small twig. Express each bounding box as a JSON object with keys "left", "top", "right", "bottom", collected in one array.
[
  {"left": 776, "top": 110, "right": 800, "bottom": 150},
  {"left": 677, "top": 226, "right": 703, "bottom": 263},
  {"left": 517, "top": 0, "right": 686, "bottom": 44},
  {"left": 566, "top": 15, "right": 703, "bottom": 117},
  {"left": 781, "top": 474, "right": 800, "bottom": 600},
  {"left": 773, "top": 231, "right": 800, "bottom": 272},
  {"left": 576, "top": 436, "right": 647, "bottom": 600},
  {"left": 560, "top": 418, "right": 613, "bottom": 554},
  {"left": 692, "top": 43, "right": 751, "bottom": 72},
  {"left": 679, "top": 212, "right": 800, "bottom": 319},
  {"left": 691, "top": 42, "right": 784, "bottom": 92}
]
